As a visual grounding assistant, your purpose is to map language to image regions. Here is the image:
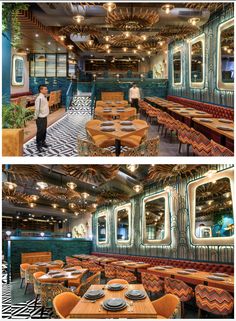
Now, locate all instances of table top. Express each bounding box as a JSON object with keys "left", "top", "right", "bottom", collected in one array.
[
  {"left": 147, "top": 266, "right": 234, "bottom": 292},
  {"left": 111, "top": 260, "right": 151, "bottom": 270},
  {"left": 169, "top": 107, "right": 213, "bottom": 119},
  {"left": 95, "top": 107, "right": 136, "bottom": 117},
  {"left": 73, "top": 254, "right": 98, "bottom": 260},
  {"left": 32, "top": 261, "right": 62, "bottom": 269},
  {"left": 192, "top": 118, "right": 234, "bottom": 140},
  {"left": 69, "top": 284, "right": 157, "bottom": 319},
  {"left": 94, "top": 257, "right": 119, "bottom": 263},
  {"left": 86, "top": 119, "right": 149, "bottom": 140},
  {"left": 145, "top": 97, "right": 183, "bottom": 108},
  {"left": 96, "top": 100, "right": 129, "bottom": 107},
  {"left": 39, "top": 268, "right": 87, "bottom": 283}
]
